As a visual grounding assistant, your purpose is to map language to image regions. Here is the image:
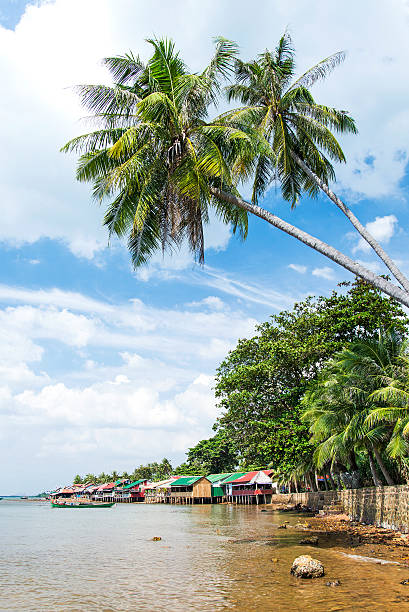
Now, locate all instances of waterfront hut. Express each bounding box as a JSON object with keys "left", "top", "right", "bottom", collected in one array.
[
  {"left": 51, "top": 487, "right": 75, "bottom": 500},
  {"left": 207, "top": 473, "right": 236, "bottom": 502},
  {"left": 121, "top": 479, "right": 149, "bottom": 502},
  {"left": 144, "top": 477, "right": 179, "bottom": 503},
  {"left": 170, "top": 476, "right": 211, "bottom": 504},
  {"left": 217, "top": 473, "right": 247, "bottom": 501},
  {"left": 94, "top": 482, "right": 116, "bottom": 501},
  {"left": 229, "top": 471, "right": 274, "bottom": 504}
]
